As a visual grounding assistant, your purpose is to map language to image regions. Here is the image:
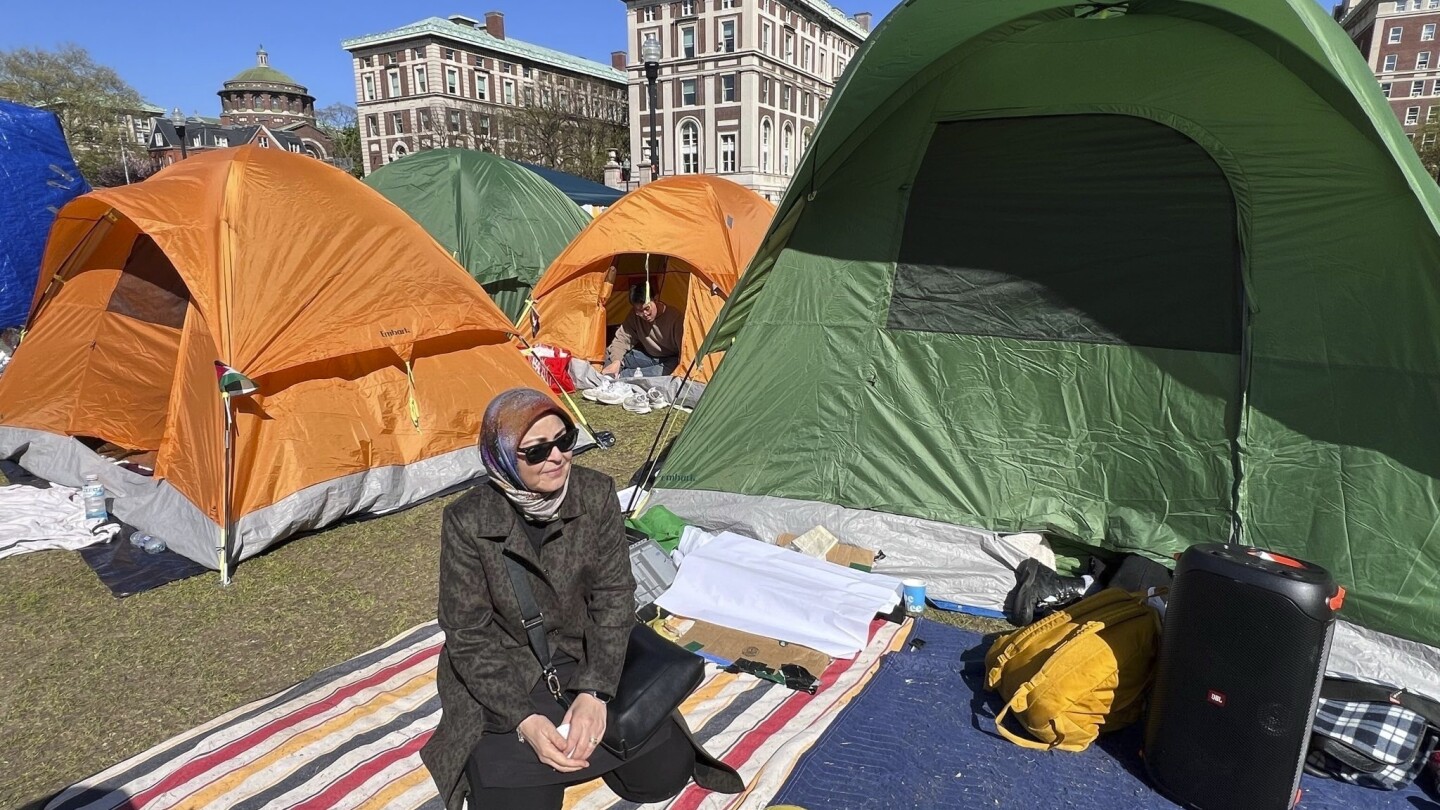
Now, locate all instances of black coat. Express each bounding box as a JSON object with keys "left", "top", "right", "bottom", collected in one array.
[{"left": 420, "top": 466, "right": 741, "bottom": 809}]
